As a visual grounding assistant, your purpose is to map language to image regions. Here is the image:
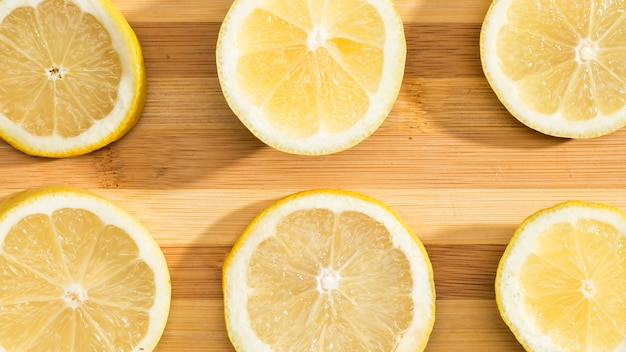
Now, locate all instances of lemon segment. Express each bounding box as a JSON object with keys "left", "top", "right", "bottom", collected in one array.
[
  {"left": 217, "top": 0, "right": 406, "bottom": 155},
  {"left": 223, "top": 189, "right": 435, "bottom": 351},
  {"left": 0, "top": 0, "right": 146, "bottom": 157},
  {"left": 497, "top": 201, "right": 626, "bottom": 351}
]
